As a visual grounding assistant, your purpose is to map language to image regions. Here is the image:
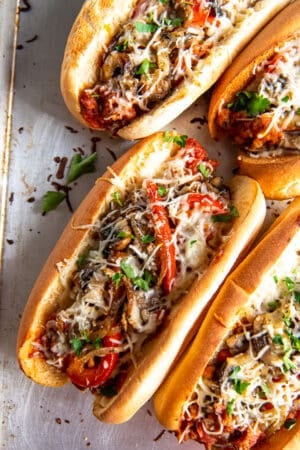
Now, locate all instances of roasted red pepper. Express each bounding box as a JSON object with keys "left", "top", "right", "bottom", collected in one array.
[
  {"left": 179, "top": 138, "right": 218, "bottom": 174},
  {"left": 190, "top": 0, "right": 215, "bottom": 26},
  {"left": 186, "top": 193, "right": 228, "bottom": 214},
  {"left": 66, "top": 332, "right": 121, "bottom": 388},
  {"left": 146, "top": 180, "right": 176, "bottom": 294}
]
